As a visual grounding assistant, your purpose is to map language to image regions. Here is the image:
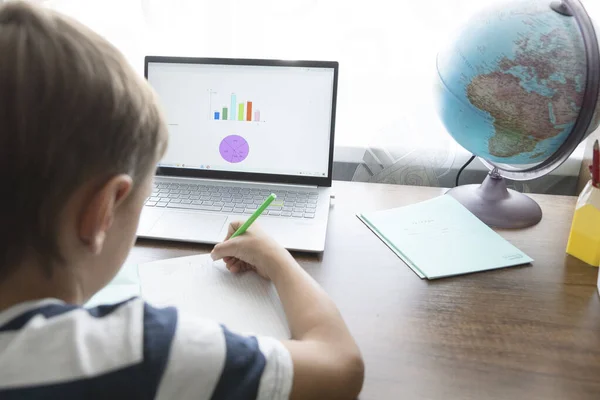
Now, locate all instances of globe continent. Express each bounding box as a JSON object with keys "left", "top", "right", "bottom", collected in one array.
[{"left": 436, "top": 0, "right": 600, "bottom": 164}]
